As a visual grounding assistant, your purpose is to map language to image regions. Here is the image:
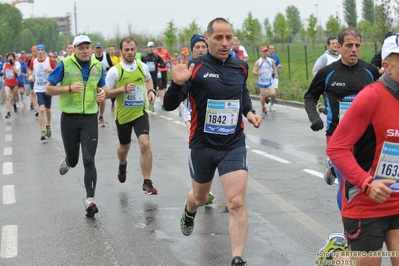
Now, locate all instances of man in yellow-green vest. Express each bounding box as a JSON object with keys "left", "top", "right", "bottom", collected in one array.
[
  {"left": 45, "top": 35, "right": 108, "bottom": 218},
  {"left": 105, "top": 37, "right": 157, "bottom": 195}
]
